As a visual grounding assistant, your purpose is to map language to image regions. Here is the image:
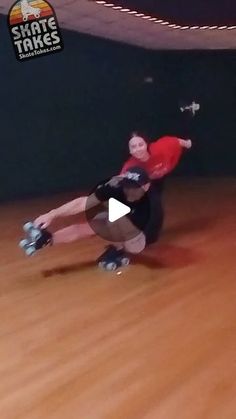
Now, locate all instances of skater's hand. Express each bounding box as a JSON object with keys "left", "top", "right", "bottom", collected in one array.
[{"left": 34, "top": 211, "right": 55, "bottom": 229}]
